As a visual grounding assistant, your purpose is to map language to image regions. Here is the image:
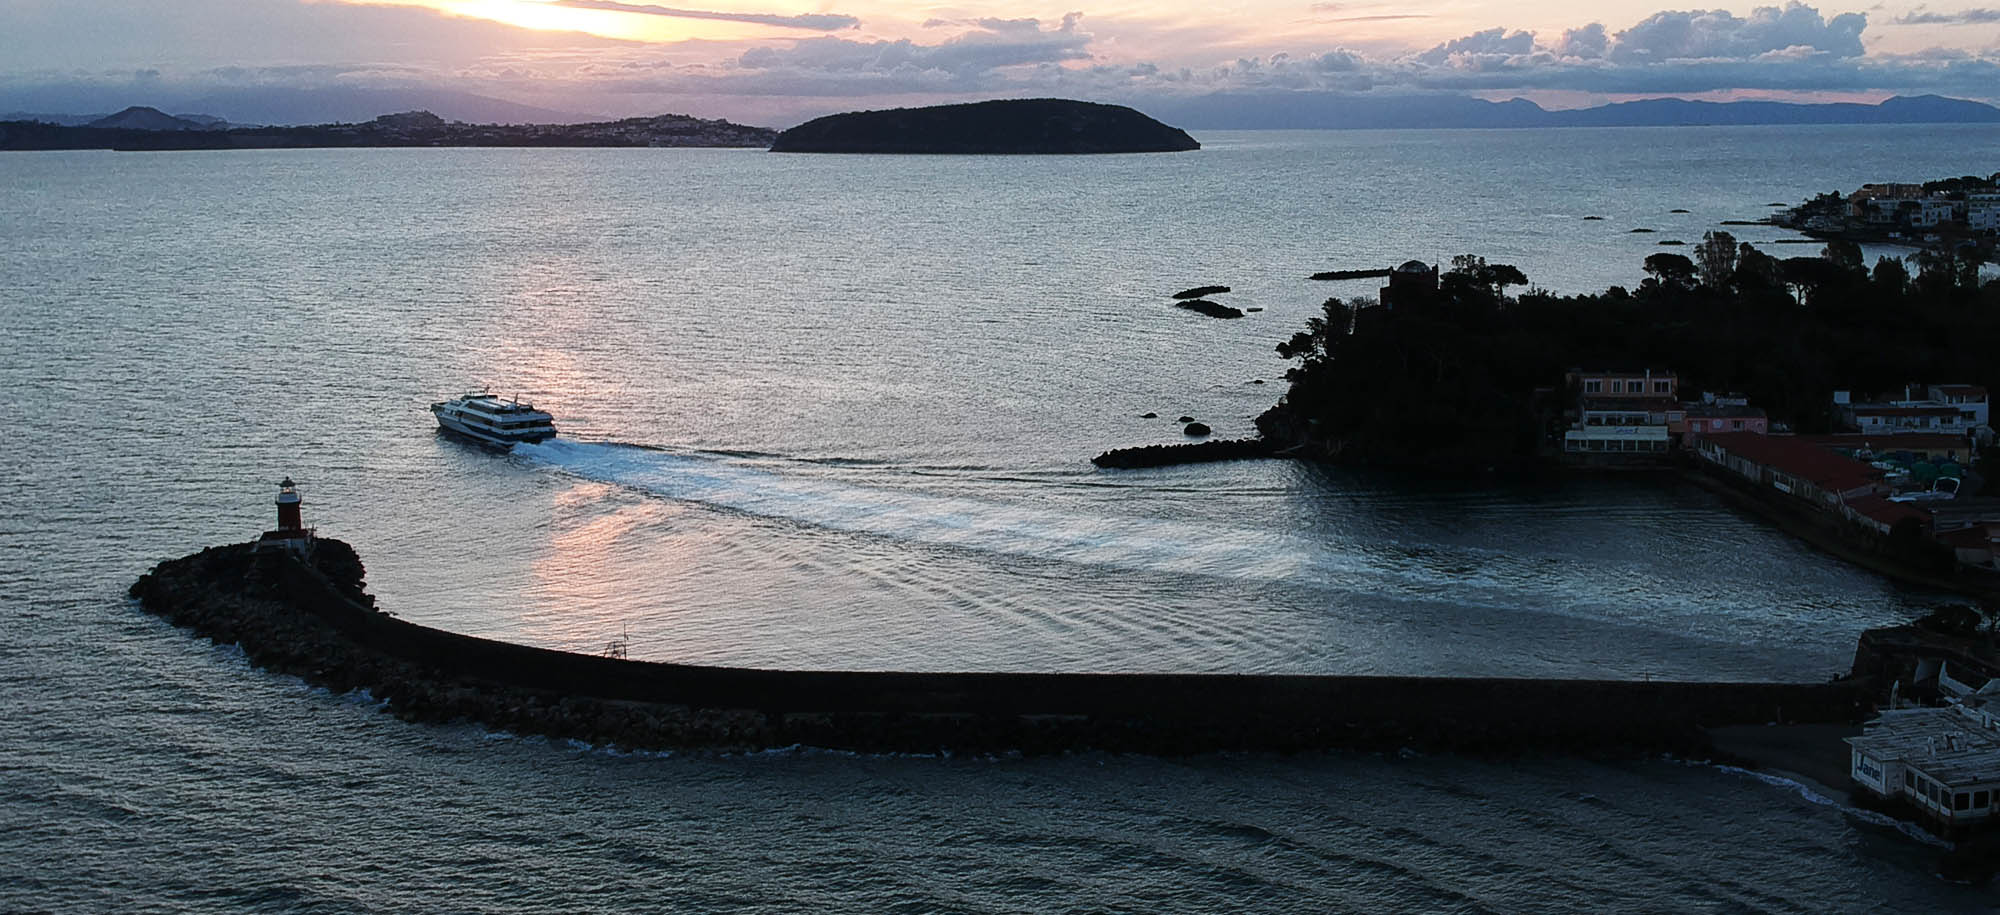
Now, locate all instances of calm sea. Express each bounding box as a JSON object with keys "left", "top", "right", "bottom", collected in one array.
[{"left": 5, "top": 125, "right": 1998, "bottom": 911}]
